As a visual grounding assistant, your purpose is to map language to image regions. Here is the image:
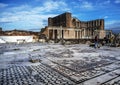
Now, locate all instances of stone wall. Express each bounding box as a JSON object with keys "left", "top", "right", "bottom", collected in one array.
[
  {"left": 48, "top": 12, "right": 72, "bottom": 27},
  {"left": 0, "top": 36, "right": 34, "bottom": 43}
]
